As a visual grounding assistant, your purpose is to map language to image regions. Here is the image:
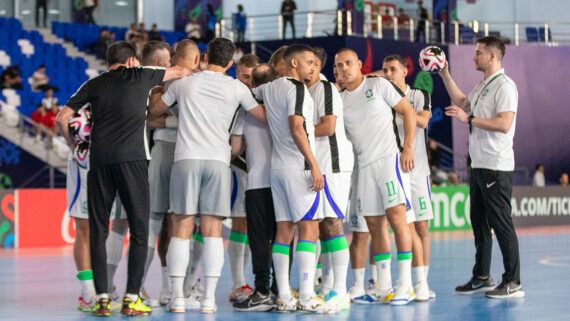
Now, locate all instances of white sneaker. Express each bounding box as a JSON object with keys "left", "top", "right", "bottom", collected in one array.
[
  {"left": 185, "top": 294, "right": 200, "bottom": 310},
  {"left": 167, "top": 297, "right": 185, "bottom": 313},
  {"left": 415, "top": 281, "right": 430, "bottom": 302},
  {"left": 297, "top": 294, "right": 337, "bottom": 314},
  {"left": 348, "top": 285, "right": 365, "bottom": 300},
  {"left": 275, "top": 295, "right": 297, "bottom": 313},
  {"left": 390, "top": 284, "right": 415, "bottom": 306},
  {"left": 429, "top": 289, "right": 436, "bottom": 299},
  {"left": 200, "top": 298, "right": 217, "bottom": 313},
  {"left": 376, "top": 287, "right": 395, "bottom": 304},
  {"left": 323, "top": 290, "right": 351, "bottom": 311},
  {"left": 365, "top": 278, "right": 377, "bottom": 293},
  {"left": 159, "top": 290, "right": 170, "bottom": 306}
]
